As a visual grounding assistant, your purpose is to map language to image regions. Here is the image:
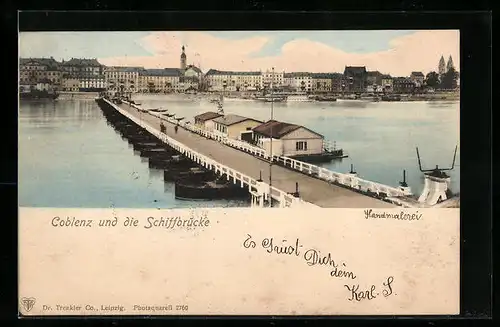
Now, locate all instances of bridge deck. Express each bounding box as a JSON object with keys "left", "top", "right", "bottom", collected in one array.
[{"left": 118, "top": 103, "right": 395, "bottom": 208}]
